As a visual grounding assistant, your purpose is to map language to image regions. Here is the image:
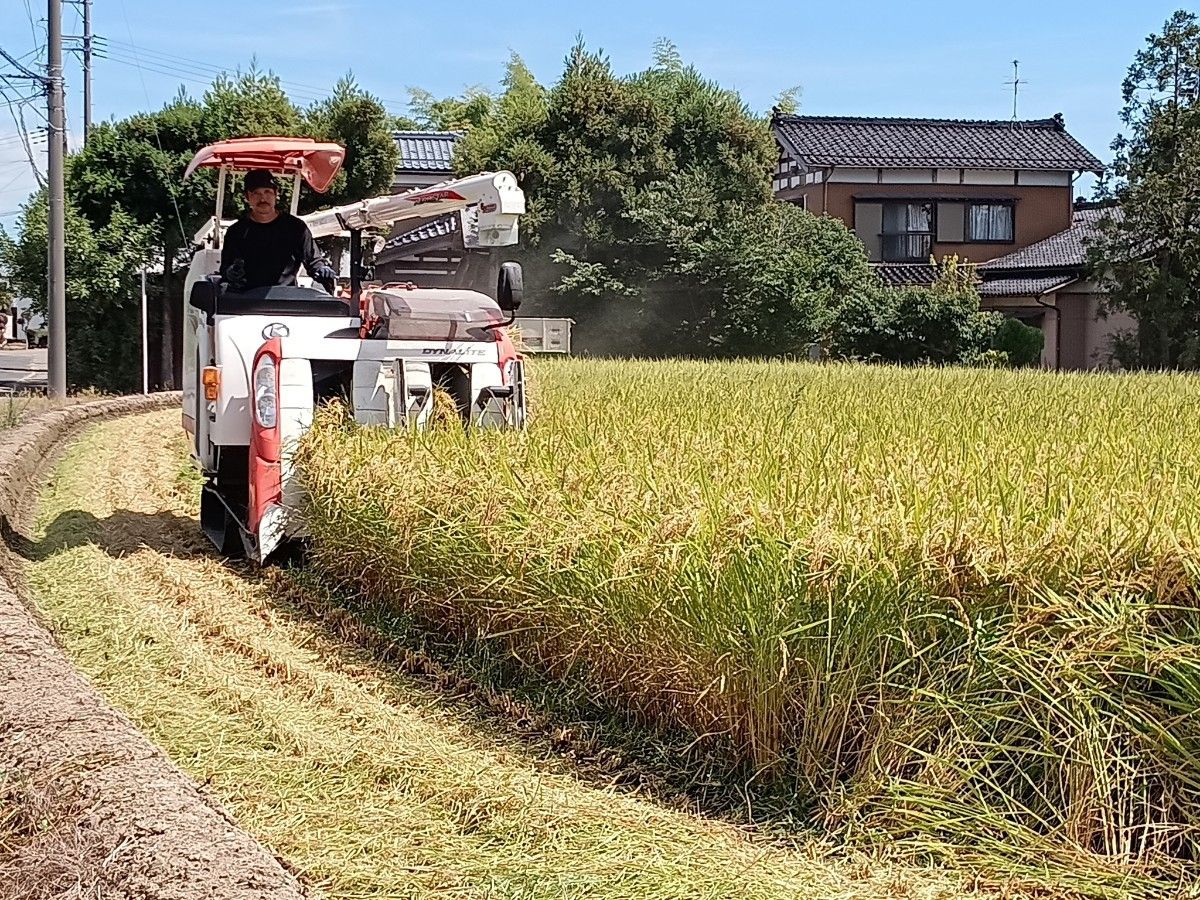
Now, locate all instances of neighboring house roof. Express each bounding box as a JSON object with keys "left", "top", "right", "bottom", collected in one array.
[
  {"left": 772, "top": 114, "right": 1103, "bottom": 173},
  {"left": 981, "top": 205, "right": 1116, "bottom": 273},
  {"left": 979, "top": 276, "right": 1077, "bottom": 297},
  {"left": 875, "top": 263, "right": 940, "bottom": 286},
  {"left": 392, "top": 131, "right": 459, "bottom": 173}
]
